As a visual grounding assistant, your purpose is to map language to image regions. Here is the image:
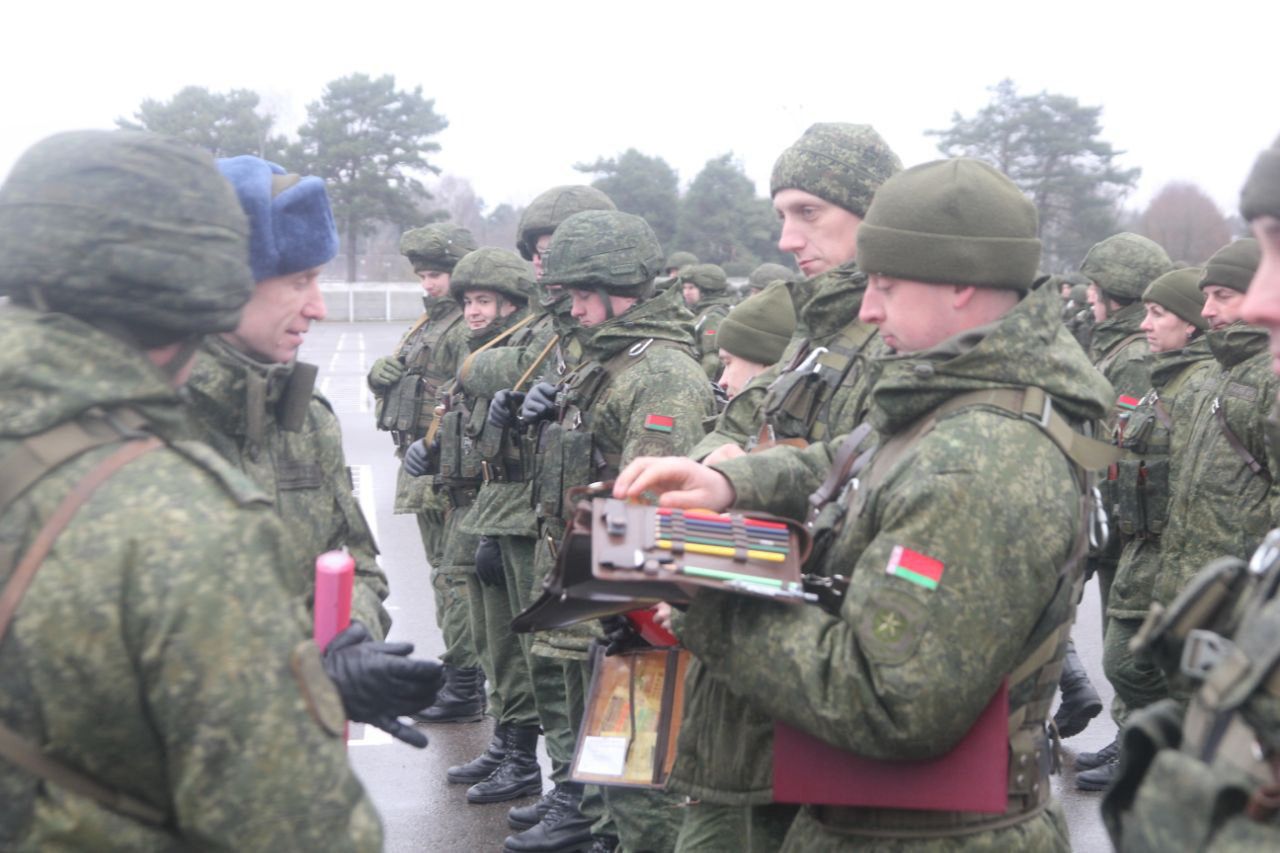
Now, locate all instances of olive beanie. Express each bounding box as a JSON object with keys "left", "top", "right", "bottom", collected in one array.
[
  {"left": 1143, "top": 267, "right": 1208, "bottom": 330},
  {"left": 716, "top": 281, "right": 796, "bottom": 366},
  {"left": 1200, "top": 238, "right": 1261, "bottom": 293}
]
